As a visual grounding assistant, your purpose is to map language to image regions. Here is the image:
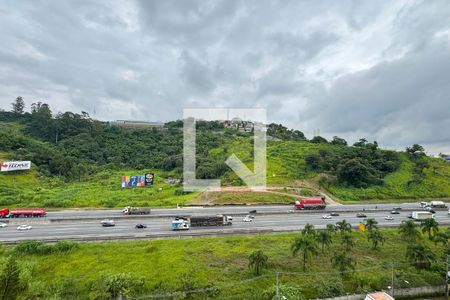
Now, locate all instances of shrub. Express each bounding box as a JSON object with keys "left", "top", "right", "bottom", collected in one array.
[{"left": 14, "top": 240, "right": 79, "bottom": 255}]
